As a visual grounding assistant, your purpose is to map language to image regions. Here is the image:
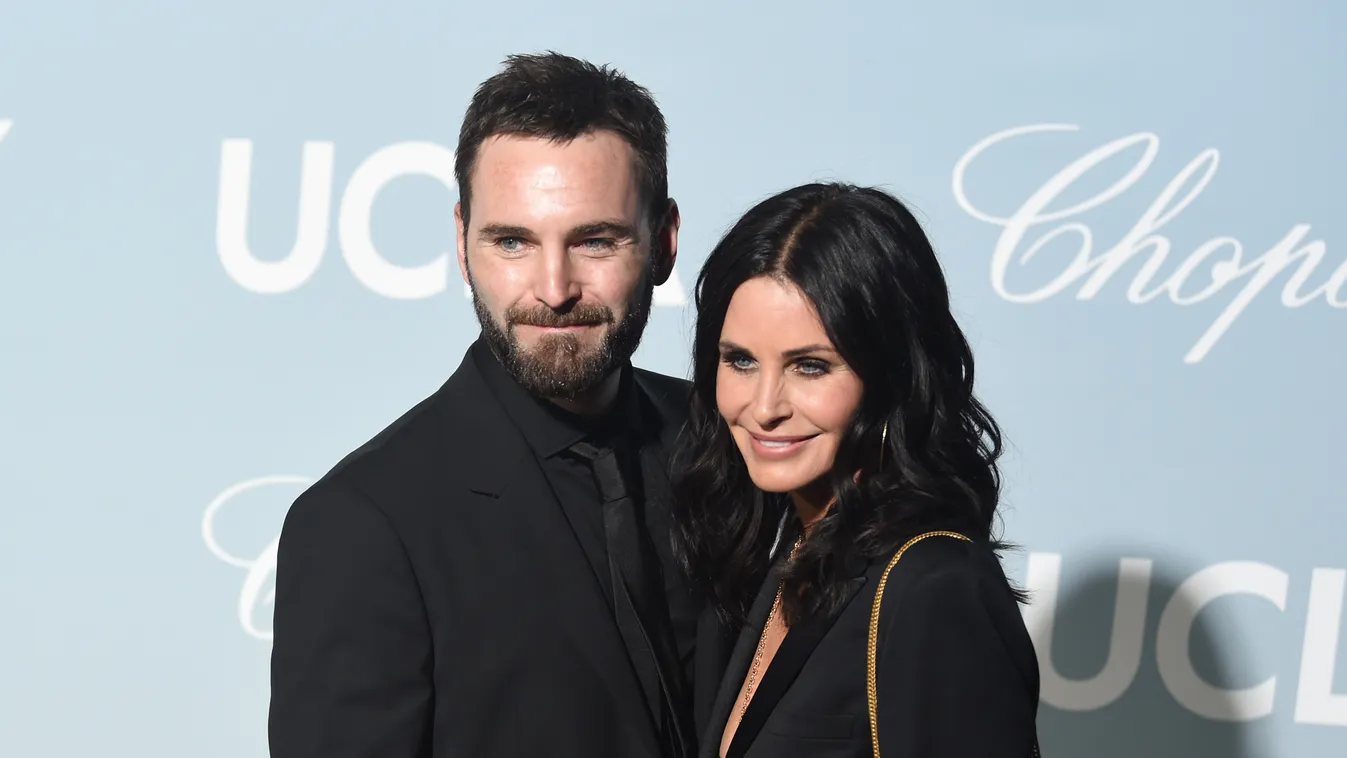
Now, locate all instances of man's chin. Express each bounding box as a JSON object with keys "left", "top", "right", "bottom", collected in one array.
[
  {"left": 518, "top": 334, "right": 611, "bottom": 366},
  {"left": 515, "top": 326, "right": 604, "bottom": 349},
  {"left": 522, "top": 348, "right": 606, "bottom": 378},
  {"left": 505, "top": 342, "right": 613, "bottom": 395}
]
